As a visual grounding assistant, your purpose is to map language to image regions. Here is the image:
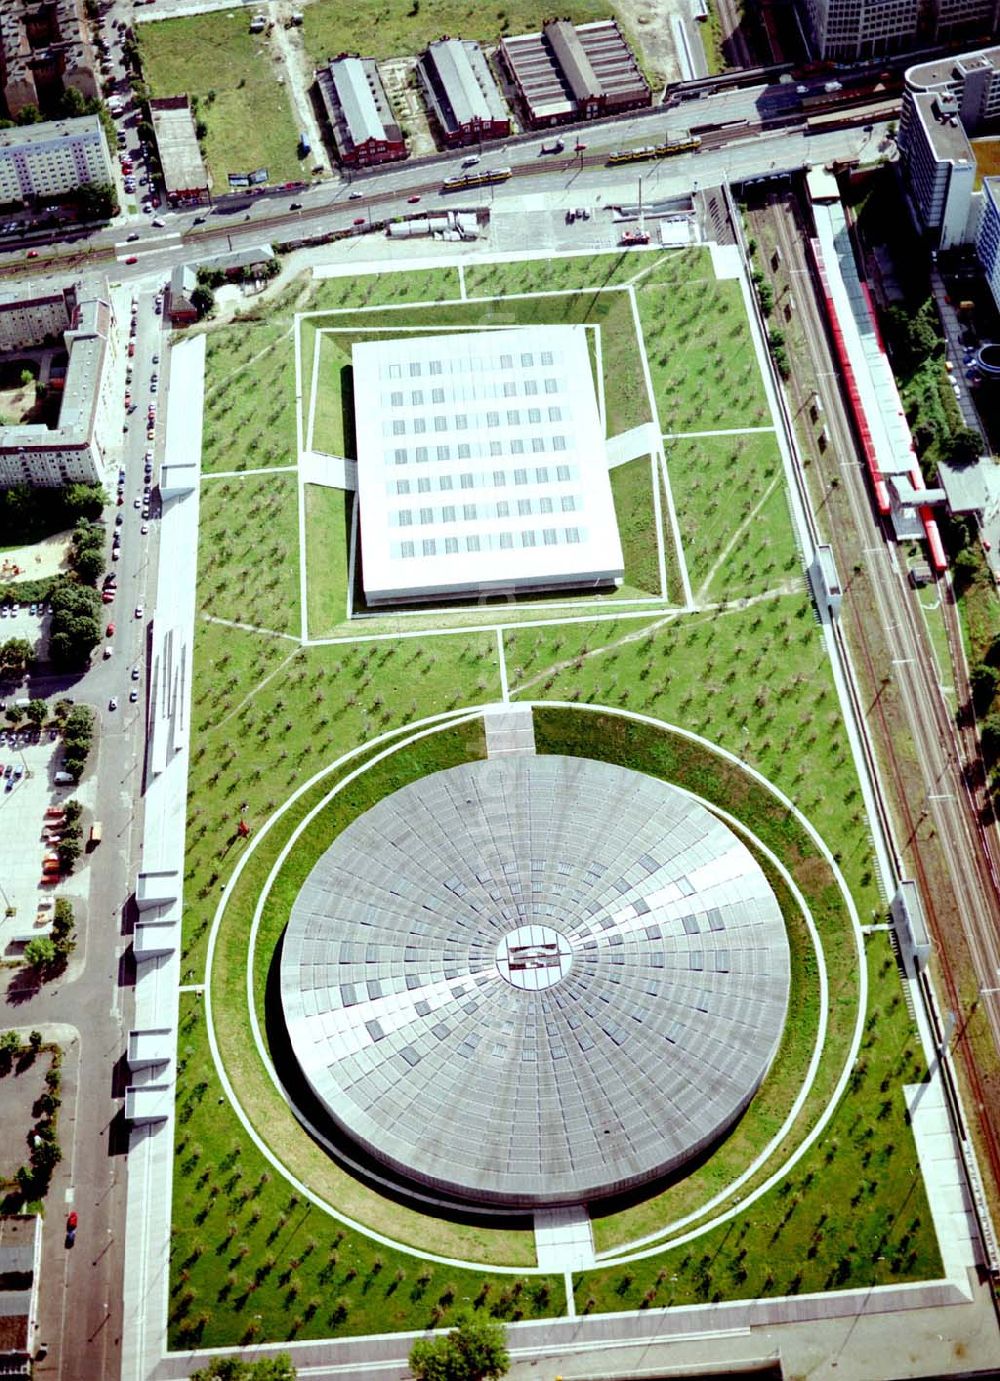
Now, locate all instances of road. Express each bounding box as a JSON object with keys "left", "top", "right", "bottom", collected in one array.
[
  {"left": 0, "top": 78, "right": 889, "bottom": 291},
  {"left": 760, "top": 192, "right": 1000, "bottom": 1200},
  {"left": 5, "top": 289, "right": 167, "bottom": 1379}
]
